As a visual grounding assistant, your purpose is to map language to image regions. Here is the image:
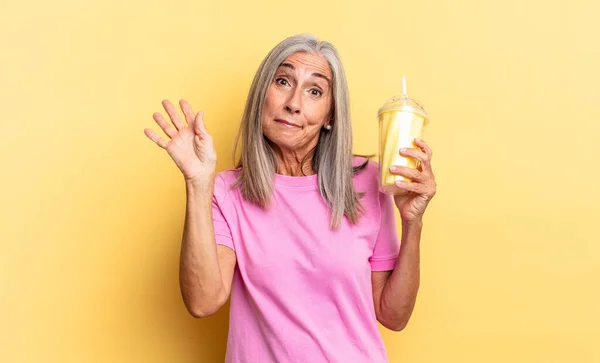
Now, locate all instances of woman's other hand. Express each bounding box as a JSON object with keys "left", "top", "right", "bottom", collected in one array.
[{"left": 389, "top": 138, "right": 437, "bottom": 224}]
